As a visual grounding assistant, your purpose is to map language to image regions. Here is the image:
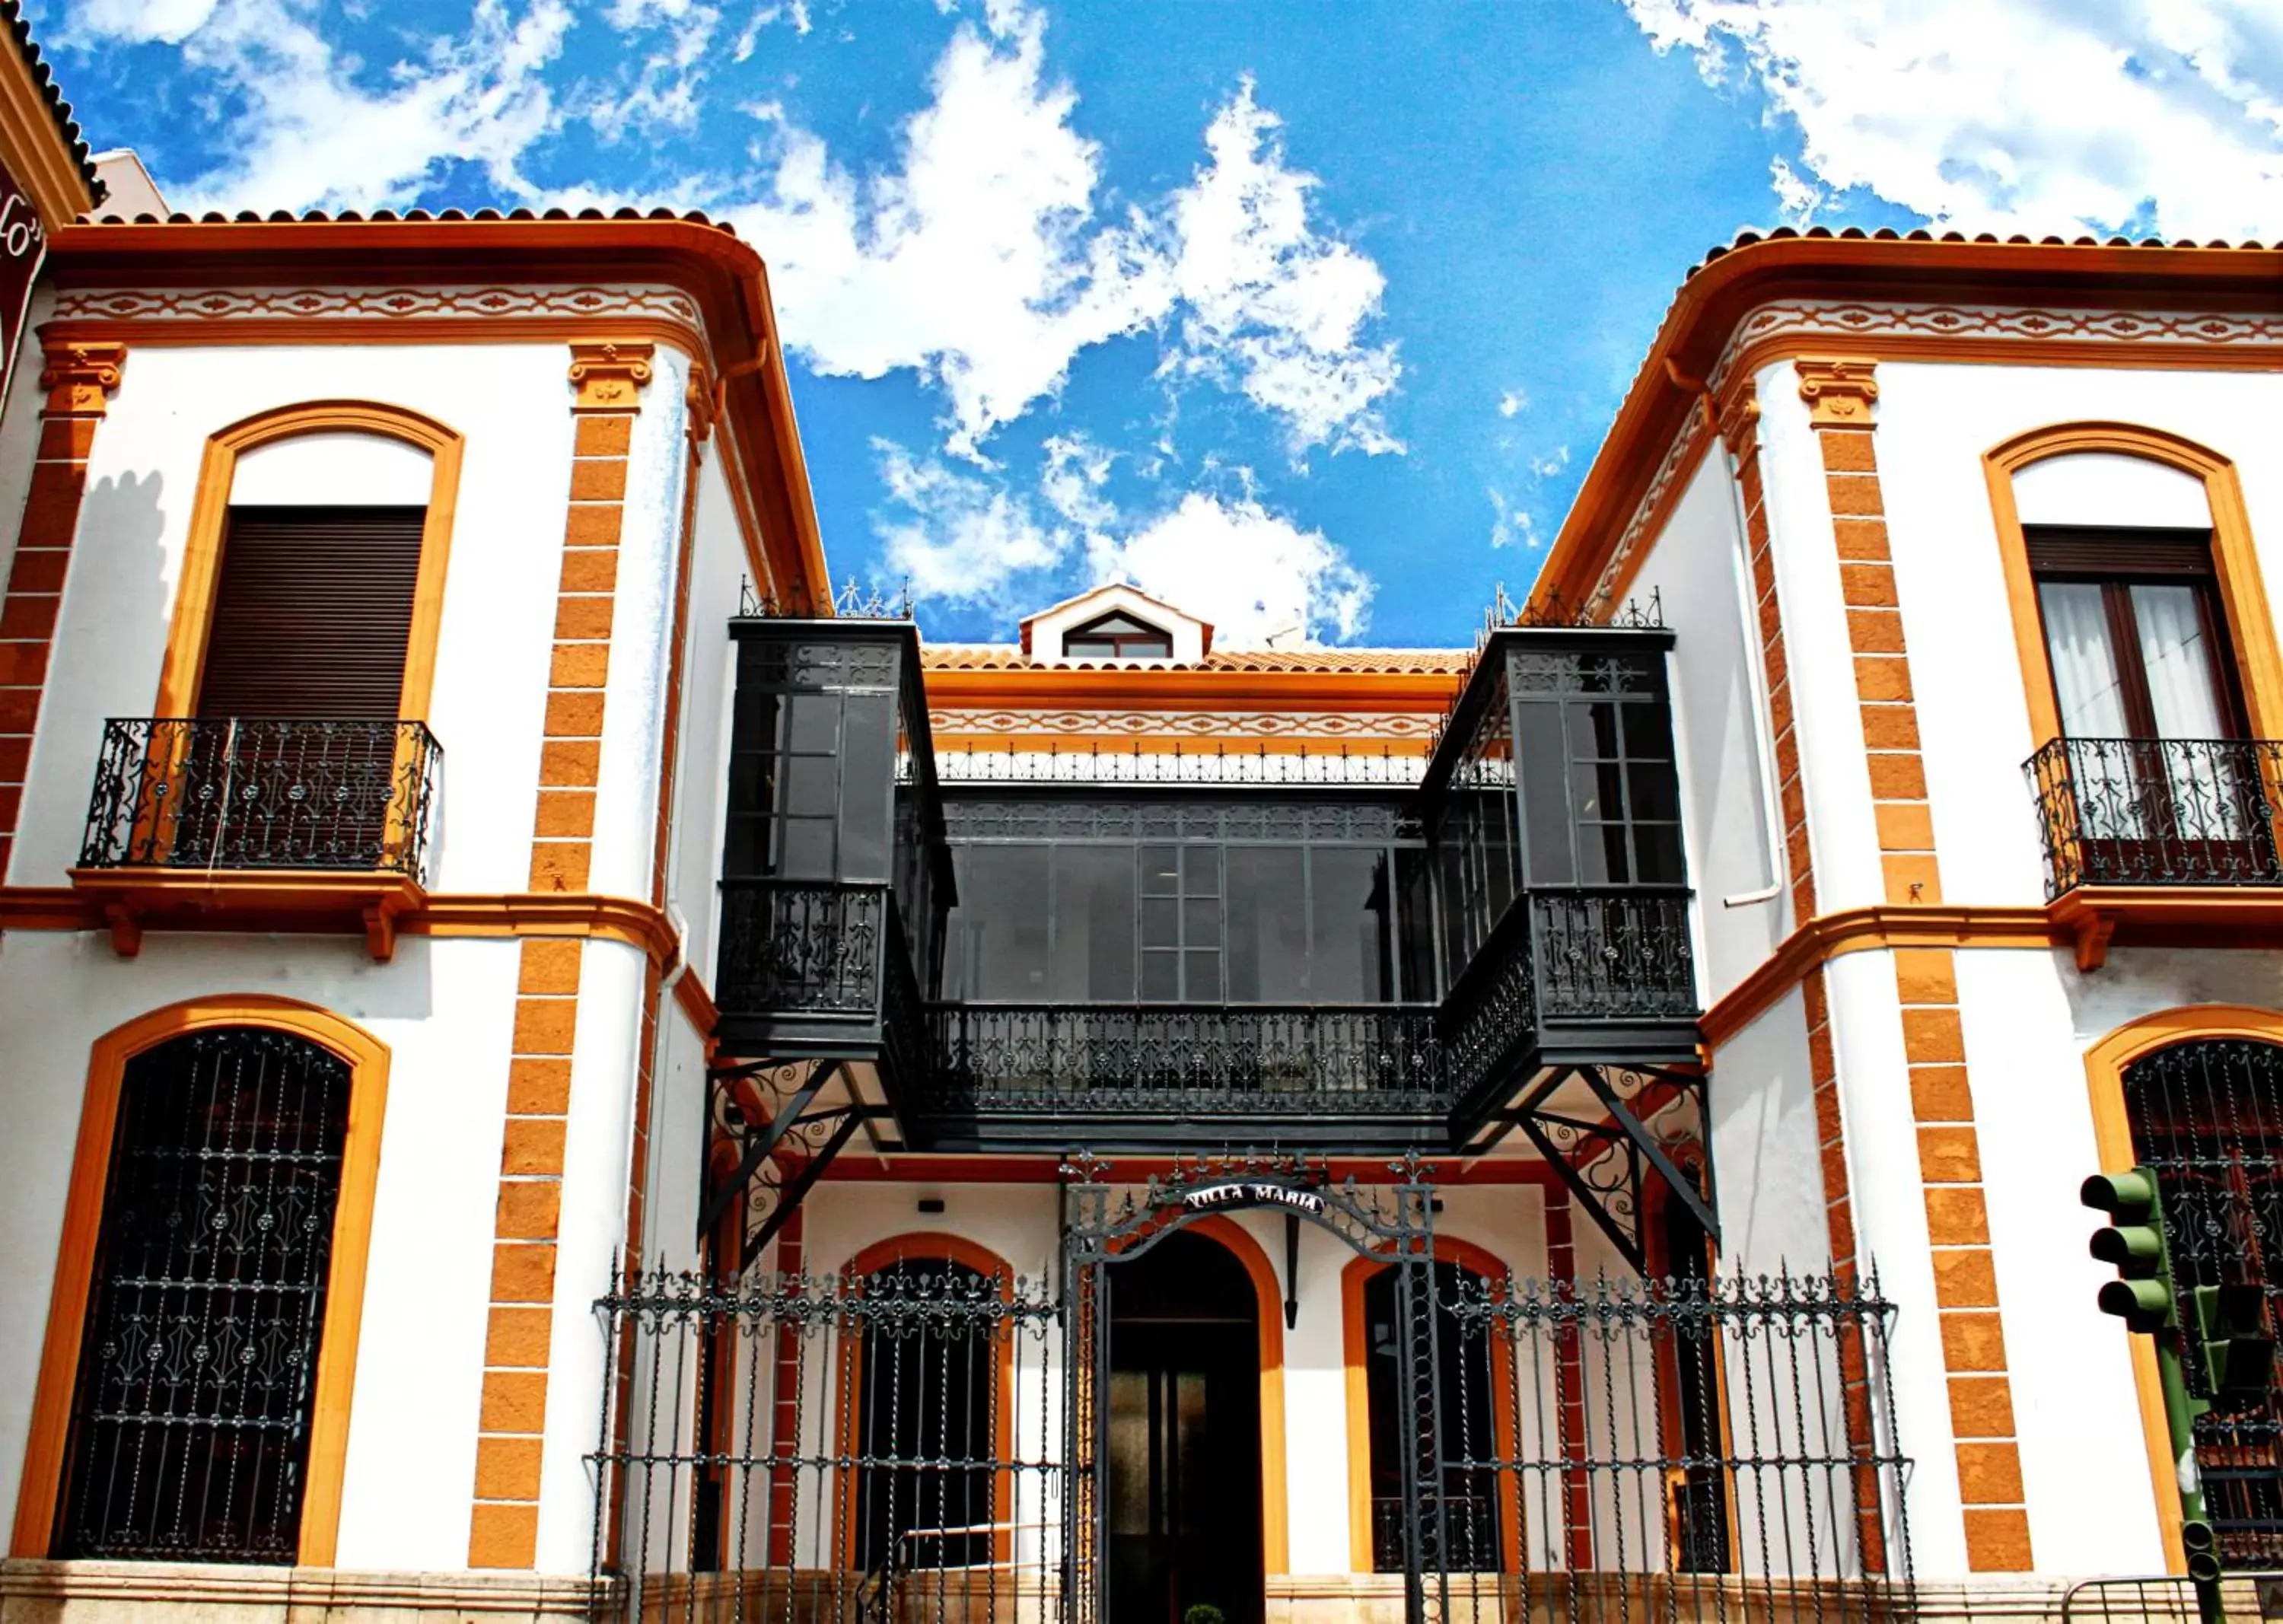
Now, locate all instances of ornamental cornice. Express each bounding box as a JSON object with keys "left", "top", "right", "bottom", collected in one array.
[
  {"left": 45, "top": 284, "right": 708, "bottom": 358},
  {"left": 930, "top": 707, "right": 1440, "bottom": 740},
  {"left": 1583, "top": 298, "right": 2283, "bottom": 612},
  {"left": 1707, "top": 298, "right": 2283, "bottom": 395}
]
